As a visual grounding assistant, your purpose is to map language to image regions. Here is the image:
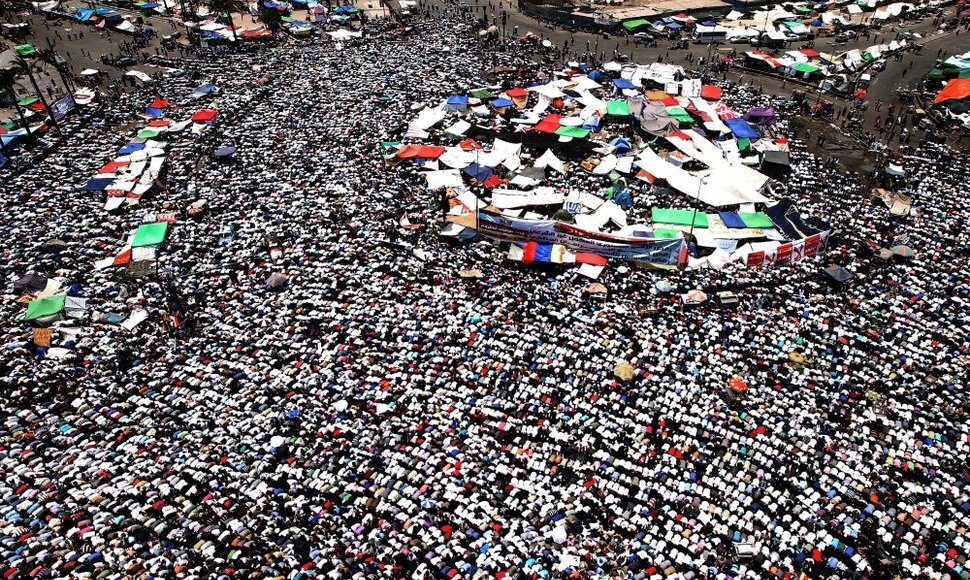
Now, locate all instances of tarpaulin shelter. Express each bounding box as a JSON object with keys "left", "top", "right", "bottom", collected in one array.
[
  {"left": 13, "top": 274, "right": 48, "bottom": 293},
  {"left": 822, "top": 265, "right": 852, "bottom": 284},
  {"left": 613, "top": 78, "right": 636, "bottom": 91},
  {"left": 189, "top": 83, "right": 218, "bottom": 98},
  {"left": 192, "top": 109, "right": 218, "bottom": 123},
  {"left": 609, "top": 137, "right": 632, "bottom": 152},
  {"left": 652, "top": 208, "right": 708, "bottom": 228},
  {"left": 607, "top": 100, "right": 630, "bottom": 116},
  {"left": 25, "top": 295, "right": 65, "bottom": 321},
  {"left": 445, "top": 95, "right": 468, "bottom": 112},
  {"left": 463, "top": 163, "right": 493, "bottom": 181},
  {"left": 555, "top": 126, "right": 590, "bottom": 139},
  {"left": 81, "top": 177, "right": 116, "bottom": 191},
  {"left": 117, "top": 143, "right": 146, "bottom": 156},
  {"left": 766, "top": 199, "right": 830, "bottom": 240},
  {"left": 933, "top": 78, "right": 970, "bottom": 104},
  {"left": 724, "top": 118, "right": 762, "bottom": 139},
  {"left": 131, "top": 222, "right": 169, "bottom": 247},
  {"left": 760, "top": 150, "right": 791, "bottom": 180},
  {"left": 505, "top": 87, "right": 528, "bottom": 99},
  {"left": 700, "top": 85, "right": 722, "bottom": 100},
  {"left": 622, "top": 18, "right": 650, "bottom": 31},
  {"left": 491, "top": 98, "right": 514, "bottom": 109}
]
